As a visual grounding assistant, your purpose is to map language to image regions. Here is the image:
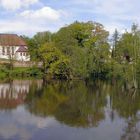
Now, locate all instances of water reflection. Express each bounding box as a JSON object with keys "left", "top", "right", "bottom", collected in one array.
[
  {"left": 0, "top": 80, "right": 139, "bottom": 140},
  {"left": 121, "top": 117, "right": 140, "bottom": 140},
  {"left": 26, "top": 80, "right": 109, "bottom": 127},
  {"left": 0, "top": 80, "right": 42, "bottom": 110}
]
